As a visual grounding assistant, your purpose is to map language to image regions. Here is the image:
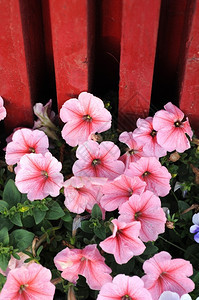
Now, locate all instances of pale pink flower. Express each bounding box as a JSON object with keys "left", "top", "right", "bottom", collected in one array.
[
  {"left": 5, "top": 128, "right": 49, "bottom": 165},
  {"left": 125, "top": 157, "right": 171, "bottom": 197},
  {"left": 15, "top": 152, "right": 63, "bottom": 201},
  {"left": 142, "top": 251, "right": 195, "bottom": 300},
  {"left": 60, "top": 92, "right": 112, "bottom": 147},
  {"left": 133, "top": 117, "right": 167, "bottom": 158},
  {"left": 73, "top": 140, "right": 125, "bottom": 180},
  {"left": 99, "top": 219, "right": 145, "bottom": 264},
  {"left": 0, "top": 253, "right": 32, "bottom": 277},
  {"left": 118, "top": 191, "right": 166, "bottom": 242},
  {"left": 63, "top": 176, "right": 106, "bottom": 214},
  {"left": 54, "top": 244, "right": 112, "bottom": 290},
  {"left": 97, "top": 274, "right": 152, "bottom": 300},
  {"left": 0, "top": 263, "right": 55, "bottom": 300},
  {"left": 153, "top": 102, "right": 193, "bottom": 153},
  {"left": 0, "top": 96, "right": 6, "bottom": 121},
  {"left": 119, "top": 131, "right": 146, "bottom": 169},
  {"left": 100, "top": 174, "right": 146, "bottom": 211}
]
